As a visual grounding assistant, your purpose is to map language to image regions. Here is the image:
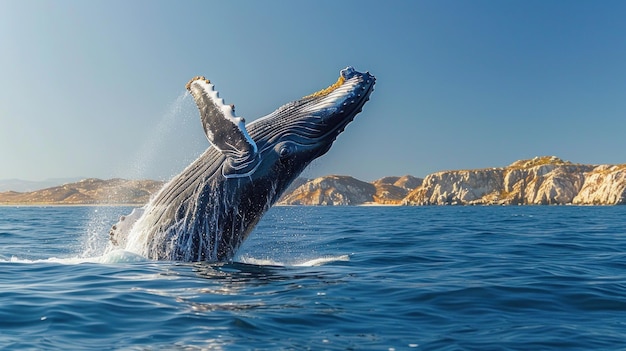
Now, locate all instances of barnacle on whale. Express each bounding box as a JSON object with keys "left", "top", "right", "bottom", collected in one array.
[
  {"left": 304, "top": 74, "right": 346, "bottom": 99},
  {"left": 186, "top": 76, "right": 210, "bottom": 91}
]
